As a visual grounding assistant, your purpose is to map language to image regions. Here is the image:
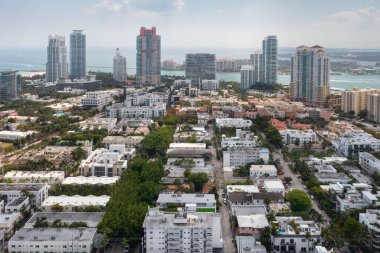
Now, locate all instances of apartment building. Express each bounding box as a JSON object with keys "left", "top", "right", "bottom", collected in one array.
[
  {"left": 0, "top": 213, "right": 21, "bottom": 239},
  {"left": 271, "top": 217, "right": 322, "bottom": 253},
  {"left": 4, "top": 171, "right": 65, "bottom": 184},
  {"left": 102, "top": 135, "right": 144, "bottom": 149},
  {"left": 142, "top": 208, "right": 223, "bottom": 253},
  {"left": 250, "top": 165, "right": 278, "bottom": 178},
  {"left": 106, "top": 102, "right": 166, "bottom": 119},
  {"left": 280, "top": 129, "right": 317, "bottom": 145},
  {"left": 358, "top": 152, "right": 380, "bottom": 175},
  {"left": 201, "top": 80, "right": 219, "bottom": 91},
  {"left": 333, "top": 131, "right": 380, "bottom": 157},
  {"left": 157, "top": 193, "right": 216, "bottom": 212},
  {"left": 41, "top": 195, "right": 110, "bottom": 212},
  {"left": 79, "top": 117, "right": 117, "bottom": 131},
  {"left": 0, "top": 131, "right": 34, "bottom": 142},
  {"left": 359, "top": 209, "right": 380, "bottom": 252},
  {"left": 8, "top": 228, "right": 97, "bottom": 253},
  {"left": 221, "top": 129, "right": 258, "bottom": 148},
  {"left": 24, "top": 212, "right": 104, "bottom": 228},
  {"left": 223, "top": 147, "right": 270, "bottom": 168},
  {"left": 215, "top": 118, "right": 252, "bottom": 129},
  {"left": 62, "top": 176, "right": 119, "bottom": 185},
  {"left": 0, "top": 183, "right": 48, "bottom": 209},
  {"left": 80, "top": 144, "right": 128, "bottom": 177},
  {"left": 341, "top": 88, "right": 380, "bottom": 115},
  {"left": 368, "top": 93, "right": 380, "bottom": 123},
  {"left": 81, "top": 91, "right": 113, "bottom": 109}
]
